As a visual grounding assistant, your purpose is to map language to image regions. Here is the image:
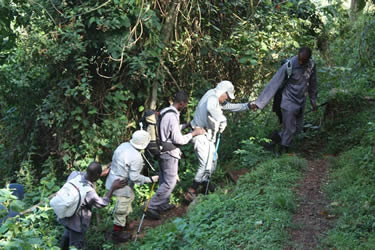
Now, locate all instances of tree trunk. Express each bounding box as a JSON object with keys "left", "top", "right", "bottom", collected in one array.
[
  {"left": 150, "top": 1, "right": 181, "bottom": 110},
  {"left": 350, "top": 0, "right": 357, "bottom": 21}
]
